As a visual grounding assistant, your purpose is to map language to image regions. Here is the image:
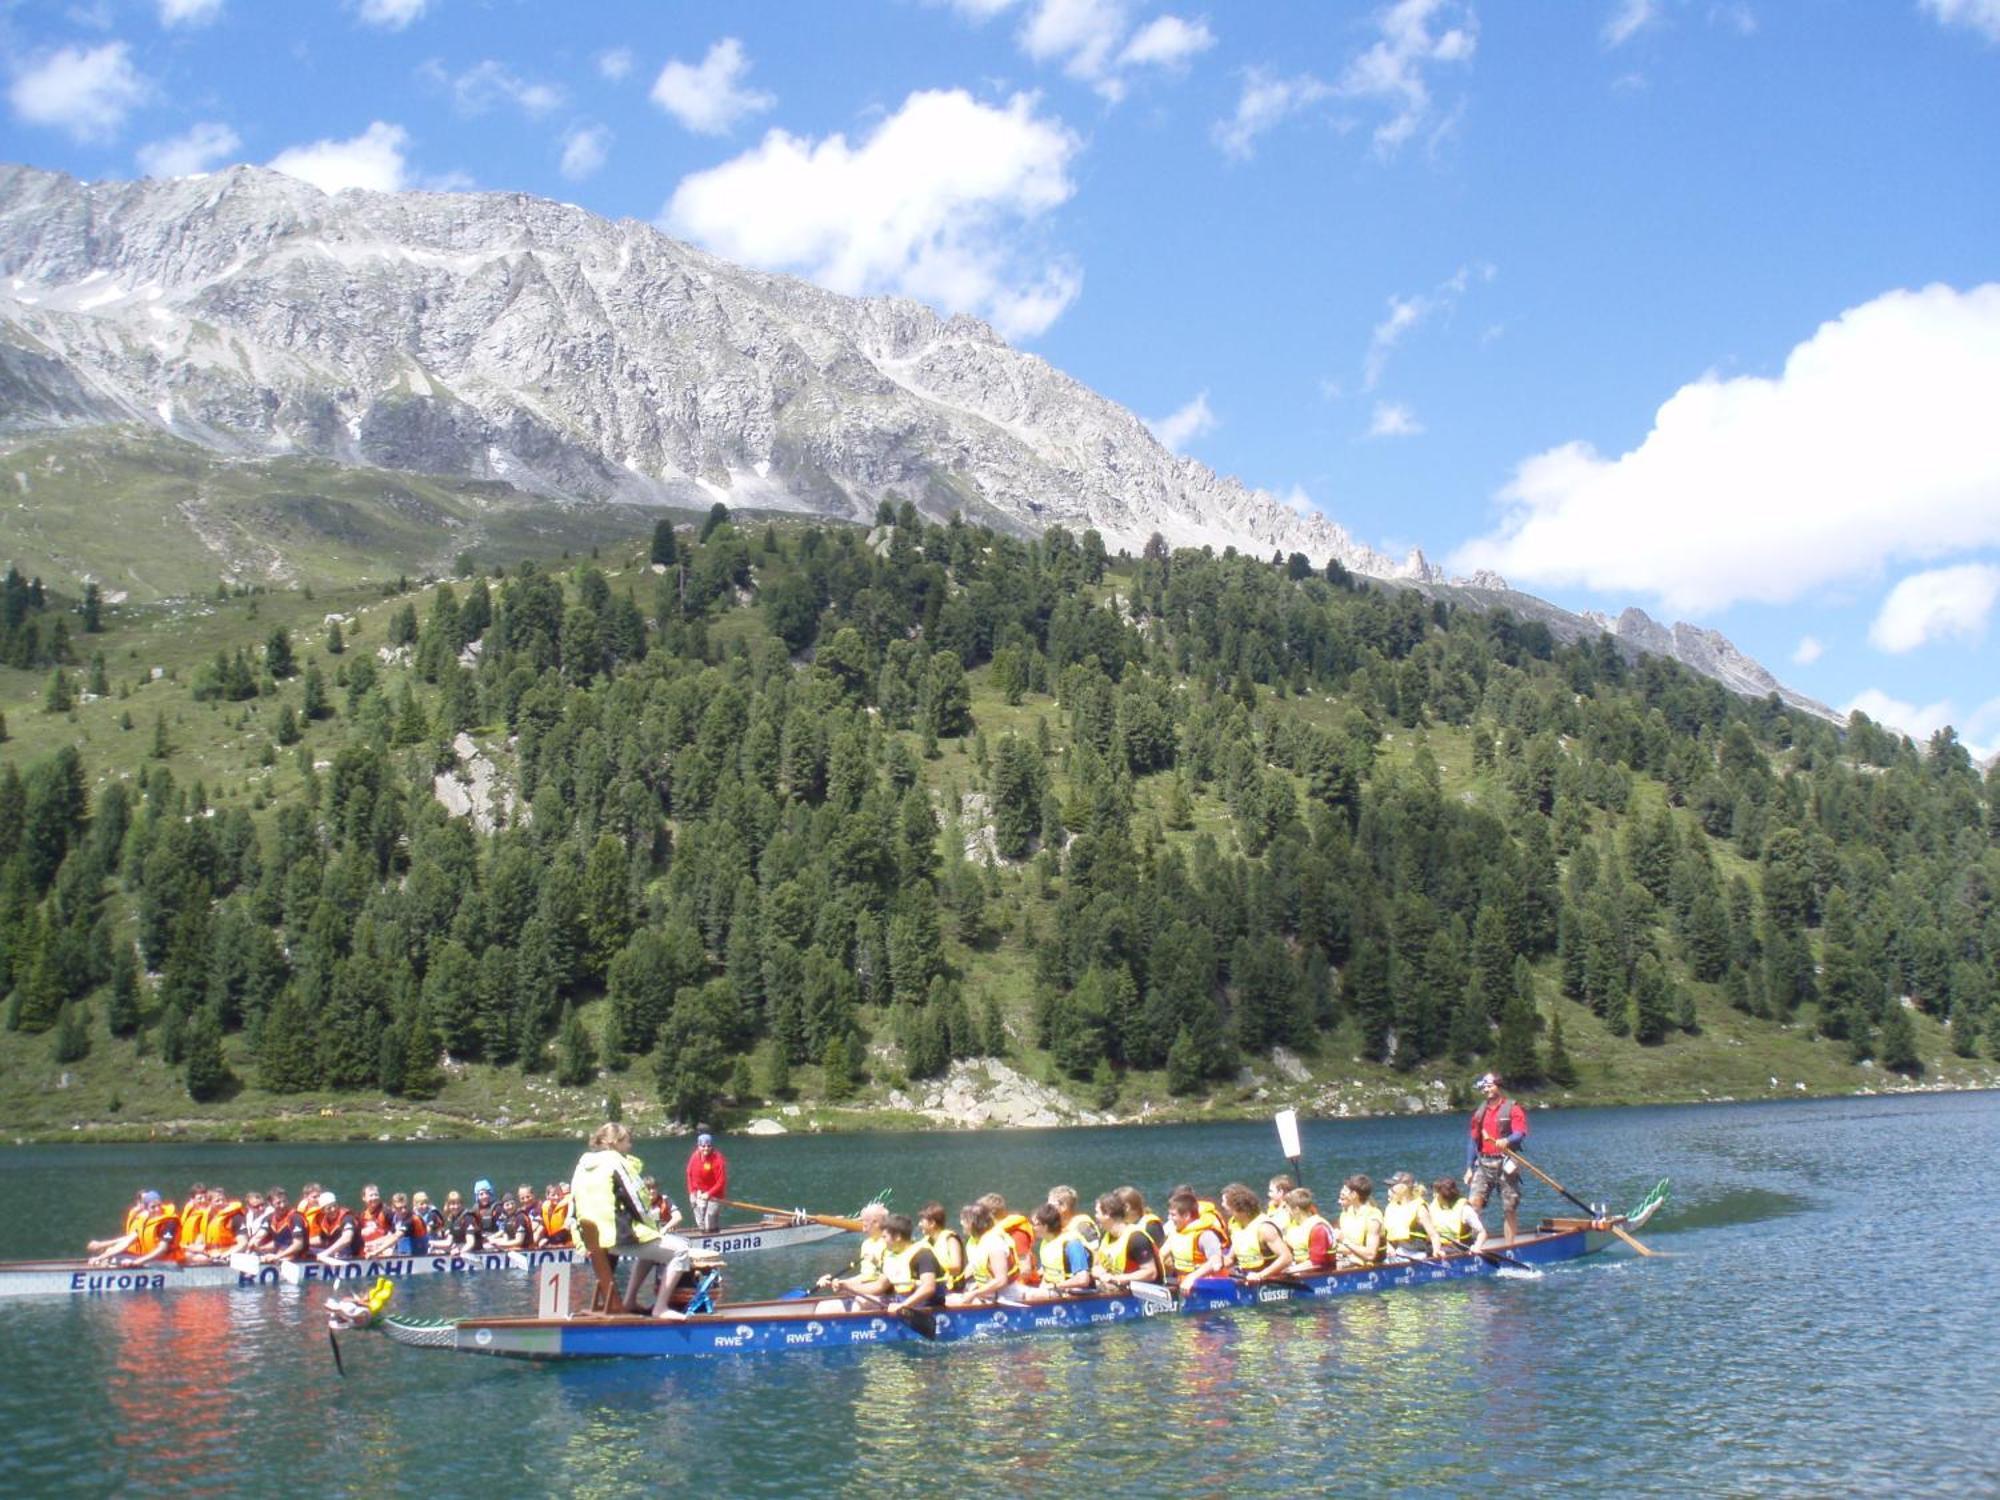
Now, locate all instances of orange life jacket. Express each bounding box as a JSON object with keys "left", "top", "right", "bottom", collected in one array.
[
  {"left": 995, "top": 1213, "right": 1038, "bottom": 1286},
  {"left": 134, "top": 1203, "right": 184, "bottom": 1262},
  {"left": 123, "top": 1204, "right": 146, "bottom": 1239},
  {"left": 541, "top": 1195, "right": 570, "bottom": 1242},
  {"left": 180, "top": 1202, "right": 210, "bottom": 1251},
  {"left": 316, "top": 1207, "right": 354, "bottom": 1252},
  {"left": 204, "top": 1201, "right": 244, "bottom": 1253},
  {"left": 301, "top": 1203, "right": 324, "bottom": 1239}
]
